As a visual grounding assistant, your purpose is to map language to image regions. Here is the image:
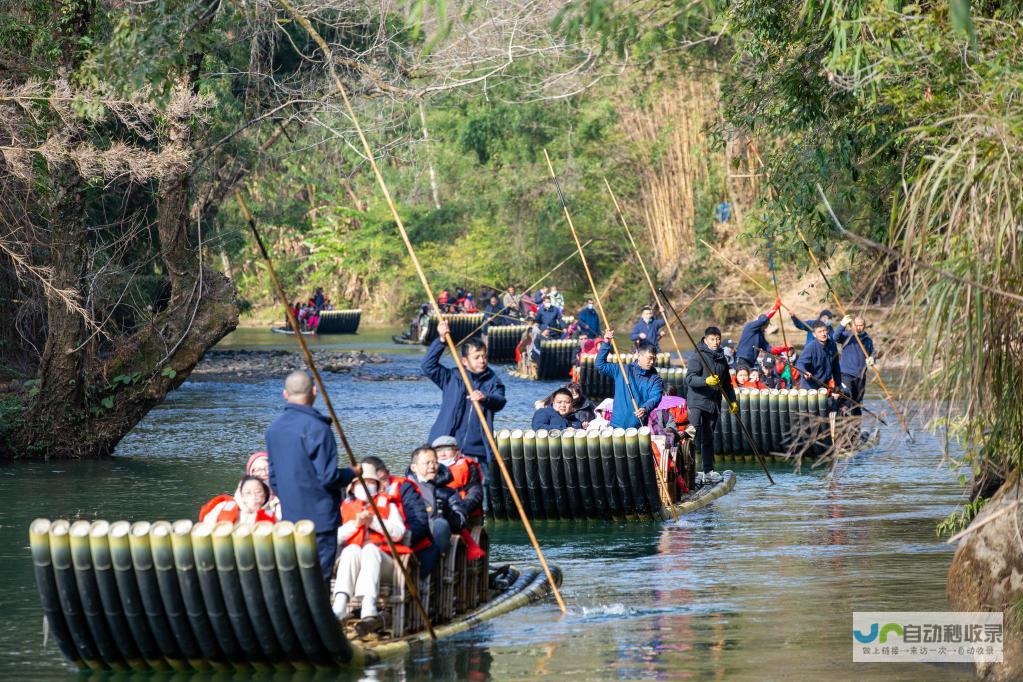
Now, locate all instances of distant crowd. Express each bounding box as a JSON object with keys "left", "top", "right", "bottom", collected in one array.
[{"left": 287, "top": 287, "right": 336, "bottom": 332}]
